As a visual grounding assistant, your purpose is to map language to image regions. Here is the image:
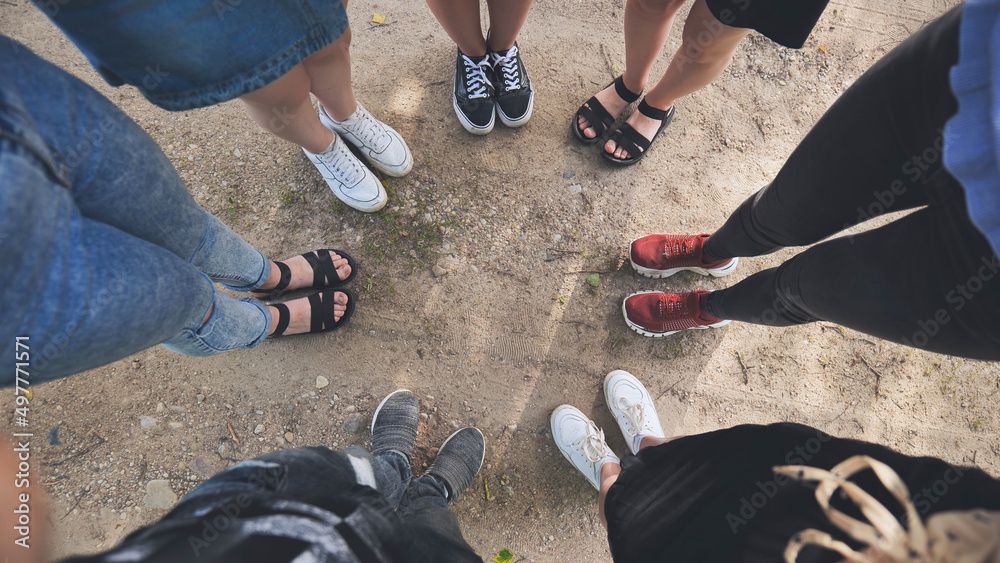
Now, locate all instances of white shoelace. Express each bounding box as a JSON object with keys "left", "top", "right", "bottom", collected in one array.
[
  {"left": 491, "top": 44, "right": 521, "bottom": 91},
  {"left": 316, "top": 141, "right": 362, "bottom": 185},
  {"left": 574, "top": 420, "right": 611, "bottom": 463},
  {"left": 461, "top": 54, "right": 492, "bottom": 99},
  {"left": 343, "top": 109, "right": 389, "bottom": 151},
  {"left": 617, "top": 396, "right": 645, "bottom": 438}
]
